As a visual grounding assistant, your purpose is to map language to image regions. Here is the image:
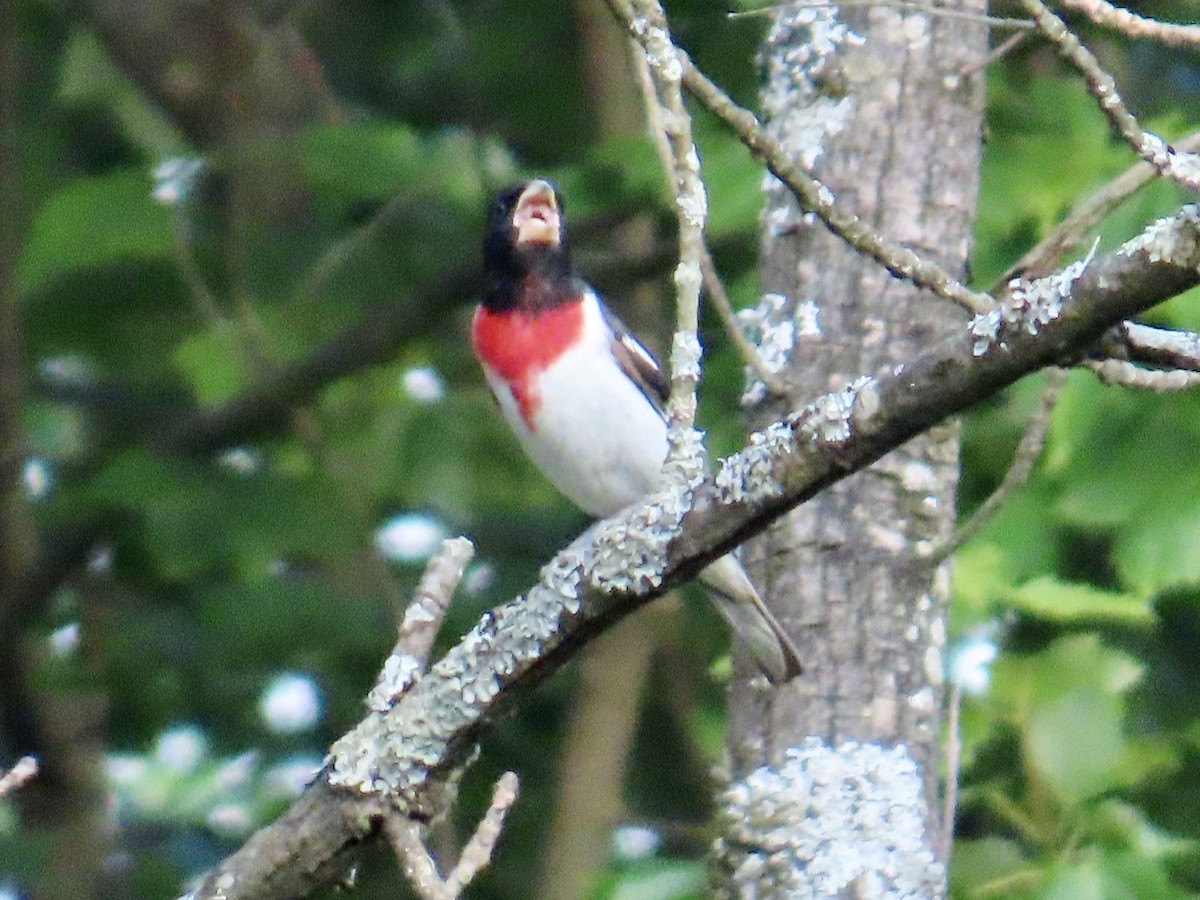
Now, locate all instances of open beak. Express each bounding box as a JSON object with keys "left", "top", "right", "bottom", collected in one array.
[{"left": 513, "top": 180, "right": 561, "bottom": 247}]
